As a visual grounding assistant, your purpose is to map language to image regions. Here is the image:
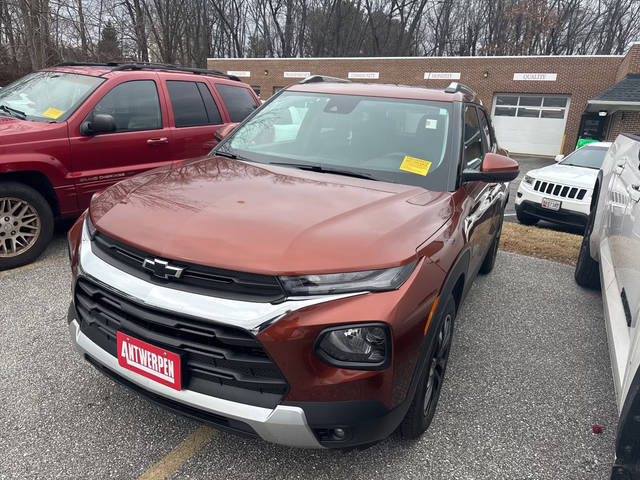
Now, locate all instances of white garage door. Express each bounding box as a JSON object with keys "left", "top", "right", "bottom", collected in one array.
[{"left": 491, "top": 94, "right": 570, "bottom": 156}]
